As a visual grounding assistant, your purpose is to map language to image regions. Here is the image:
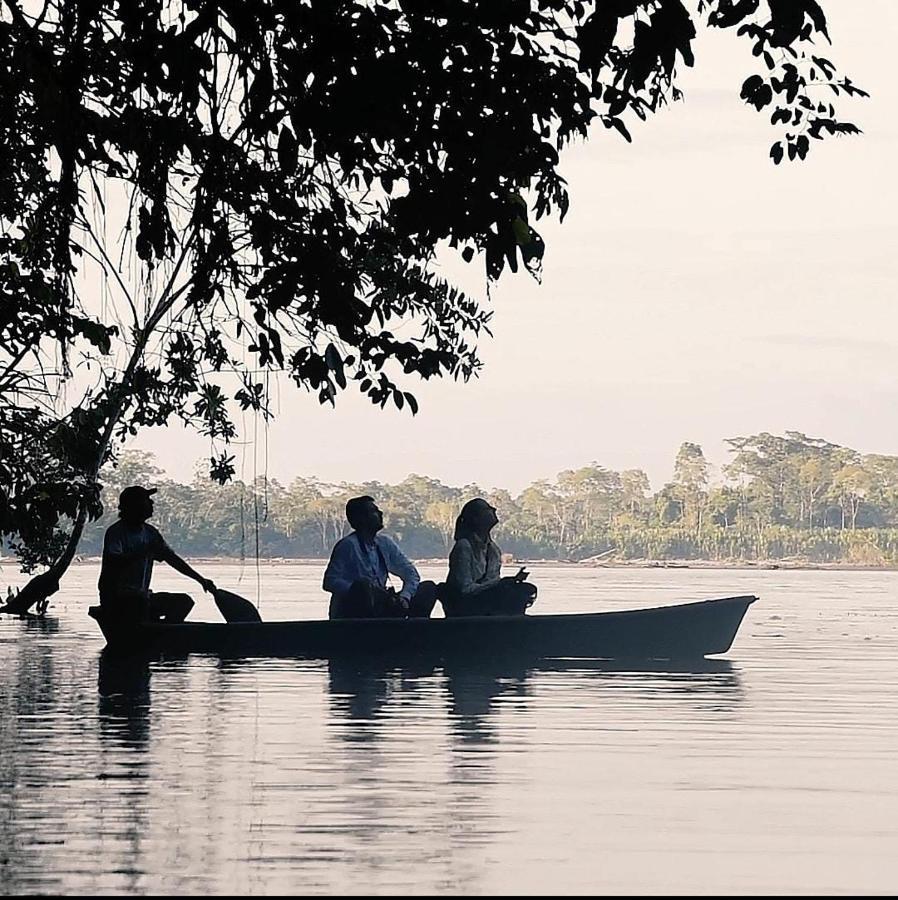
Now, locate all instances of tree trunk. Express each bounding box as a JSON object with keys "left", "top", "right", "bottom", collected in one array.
[
  {"left": 1, "top": 5, "right": 203, "bottom": 616},
  {"left": 1, "top": 321, "right": 158, "bottom": 615},
  {"left": 1, "top": 424, "right": 114, "bottom": 614}
]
